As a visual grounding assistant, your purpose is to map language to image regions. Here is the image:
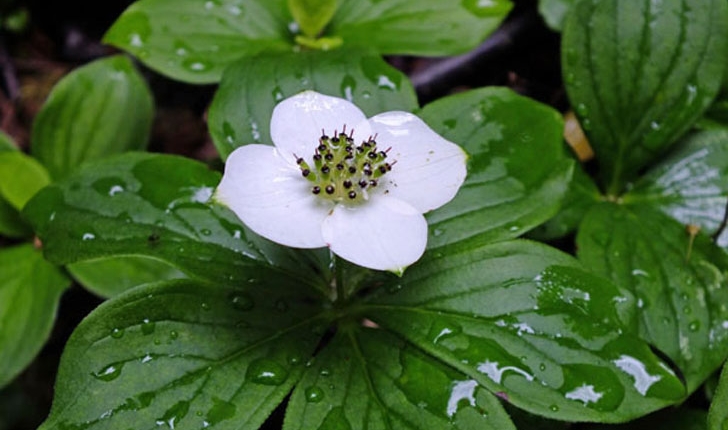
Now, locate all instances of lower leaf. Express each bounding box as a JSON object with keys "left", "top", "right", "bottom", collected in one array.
[
  {"left": 39, "top": 278, "right": 329, "bottom": 430},
  {"left": 284, "top": 326, "right": 515, "bottom": 430},
  {"left": 577, "top": 203, "right": 728, "bottom": 392}
]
